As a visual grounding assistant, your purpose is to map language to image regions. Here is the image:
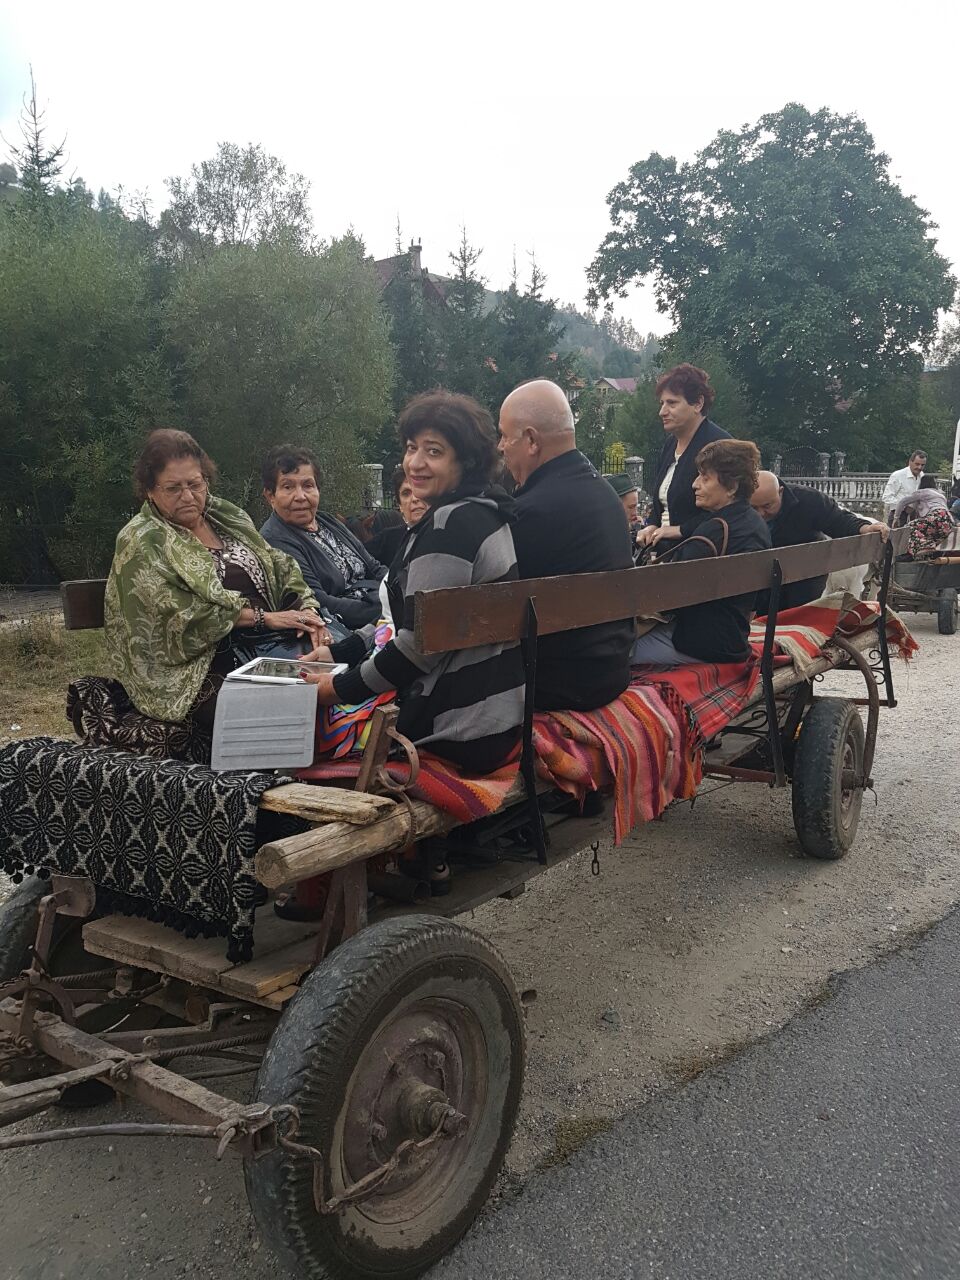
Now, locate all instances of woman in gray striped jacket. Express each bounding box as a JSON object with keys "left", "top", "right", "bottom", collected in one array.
[{"left": 306, "top": 390, "right": 526, "bottom": 774}]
